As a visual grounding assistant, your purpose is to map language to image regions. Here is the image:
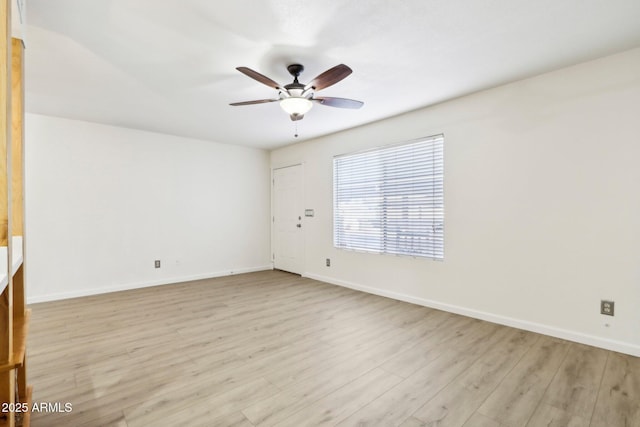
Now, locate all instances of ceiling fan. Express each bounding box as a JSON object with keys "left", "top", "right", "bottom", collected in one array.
[{"left": 230, "top": 64, "right": 363, "bottom": 121}]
